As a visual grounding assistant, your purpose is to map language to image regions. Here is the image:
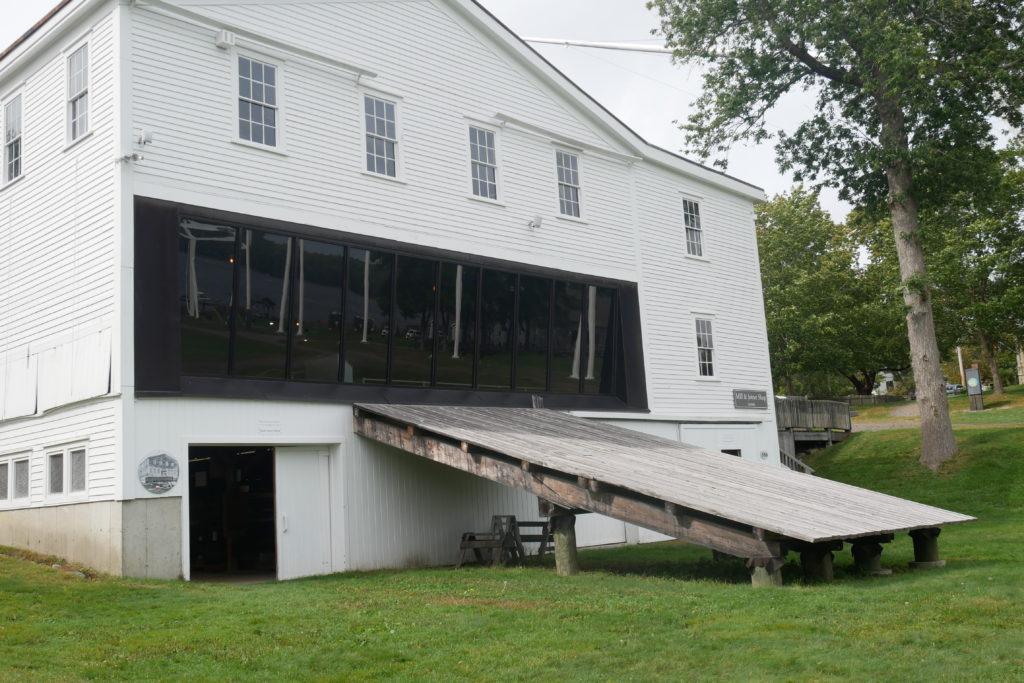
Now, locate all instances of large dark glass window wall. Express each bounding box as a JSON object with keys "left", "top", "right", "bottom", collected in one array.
[{"left": 178, "top": 216, "right": 625, "bottom": 397}]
